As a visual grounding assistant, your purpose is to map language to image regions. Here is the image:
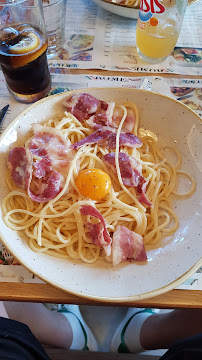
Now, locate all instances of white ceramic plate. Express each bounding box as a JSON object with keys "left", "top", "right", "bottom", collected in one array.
[
  {"left": 93, "top": 0, "right": 198, "bottom": 19},
  {"left": 0, "top": 88, "right": 202, "bottom": 302}
]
